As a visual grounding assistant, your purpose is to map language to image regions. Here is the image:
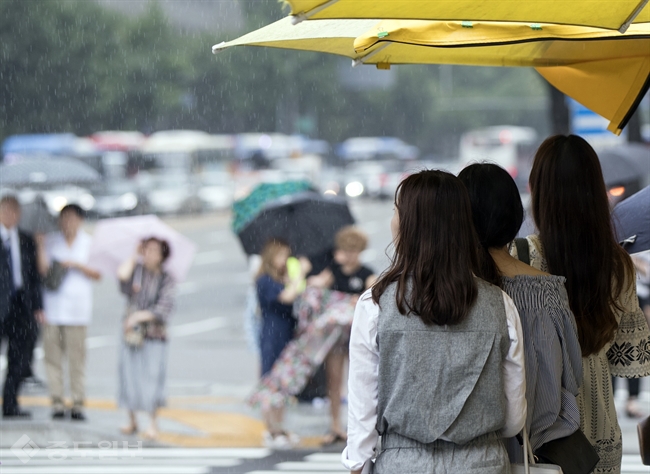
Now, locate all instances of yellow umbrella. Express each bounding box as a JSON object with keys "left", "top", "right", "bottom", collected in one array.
[
  {"left": 213, "top": 18, "right": 650, "bottom": 134},
  {"left": 352, "top": 20, "right": 650, "bottom": 133},
  {"left": 285, "top": 0, "right": 650, "bottom": 33},
  {"left": 212, "top": 16, "right": 377, "bottom": 59}
]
